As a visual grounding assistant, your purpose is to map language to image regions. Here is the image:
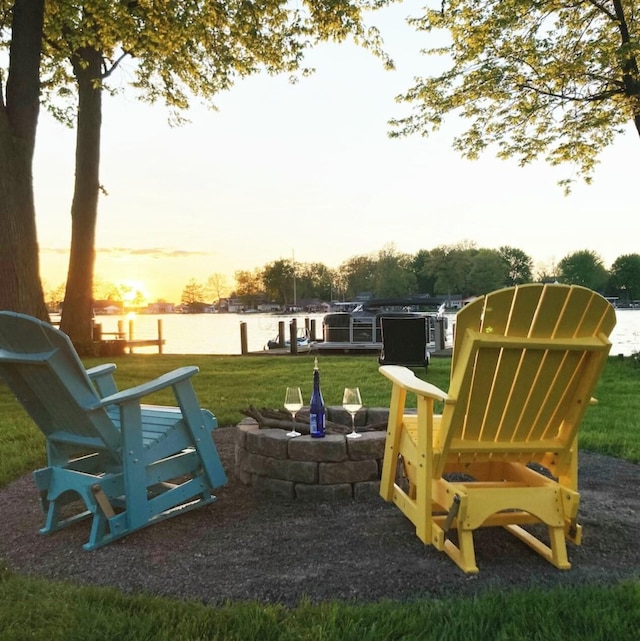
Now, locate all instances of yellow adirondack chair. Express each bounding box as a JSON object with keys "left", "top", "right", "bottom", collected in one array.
[{"left": 379, "top": 284, "right": 616, "bottom": 573}]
